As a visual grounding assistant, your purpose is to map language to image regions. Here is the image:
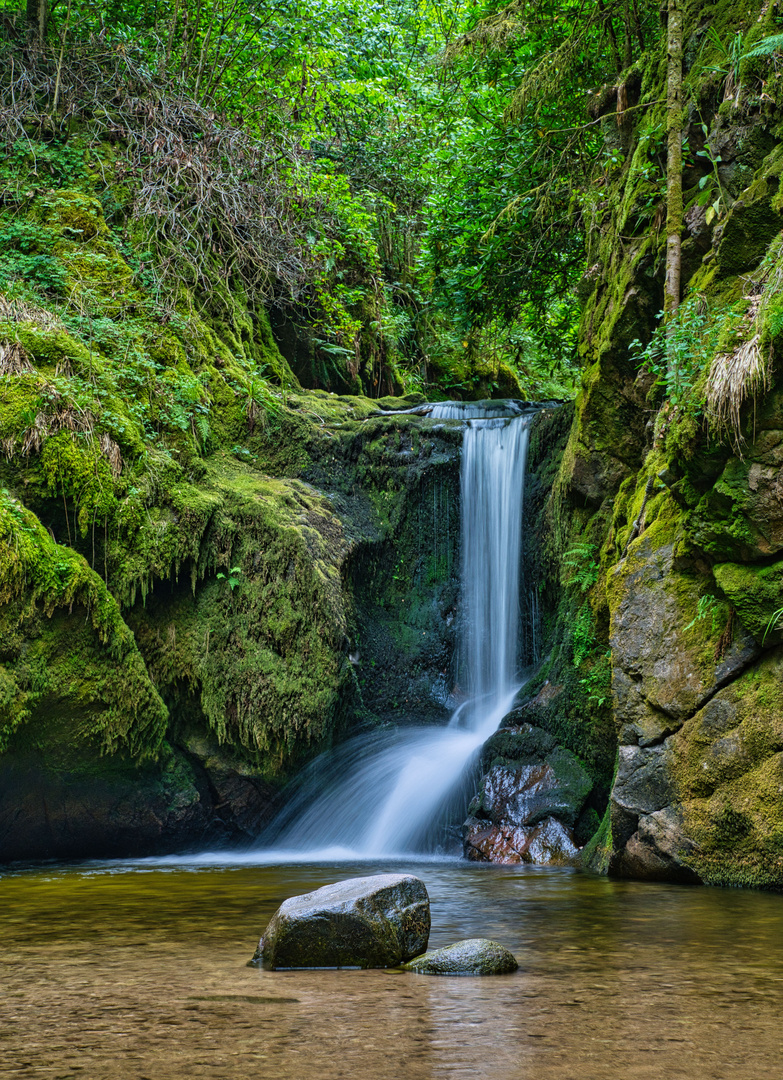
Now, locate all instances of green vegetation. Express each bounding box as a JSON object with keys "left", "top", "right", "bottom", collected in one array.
[
  {"left": 4, "top": 0, "right": 783, "bottom": 880},
  {"left": 0, "top": 0, "right": 655, "bottom": 403}
]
